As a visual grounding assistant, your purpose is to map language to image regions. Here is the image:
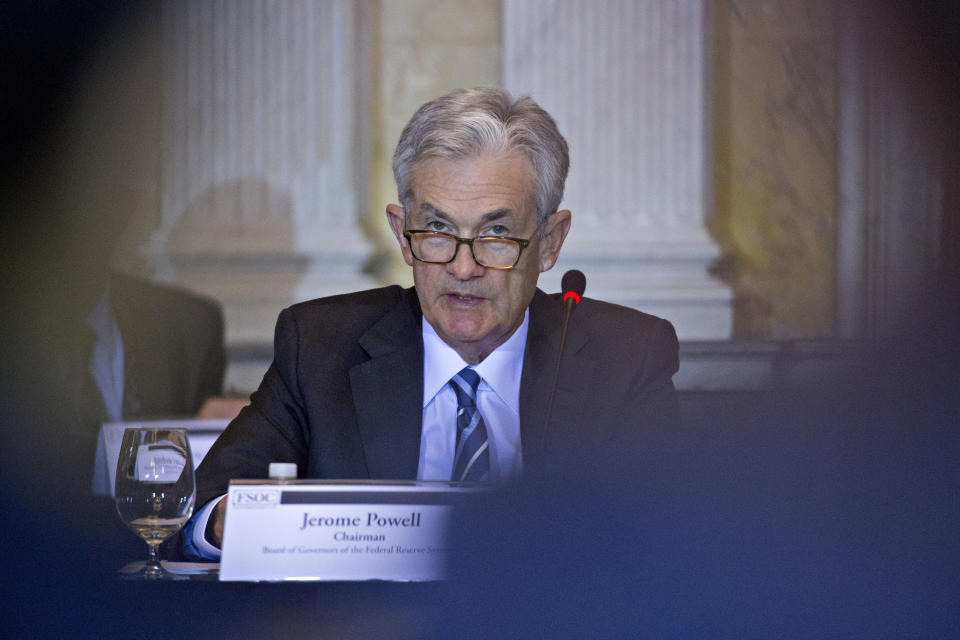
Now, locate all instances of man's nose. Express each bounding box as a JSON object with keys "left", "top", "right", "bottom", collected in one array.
[{"left": 447, "top": 242, "right": 484, "bottom": 279}]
